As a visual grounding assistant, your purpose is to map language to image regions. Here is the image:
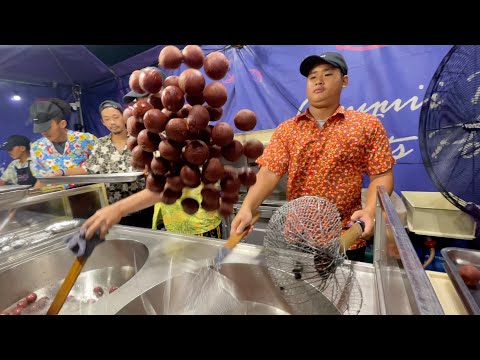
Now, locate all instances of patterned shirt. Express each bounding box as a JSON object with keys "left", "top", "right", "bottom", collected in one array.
[
  {"left": 0, "top": 158, "right": 36, "bottom": 184},
  {"left": 31, "top": 130, "right": 97, "bottom": 177},
  {"left": 152, "top": 184, "right": 222, "bottom": 235},
  {"left": 256, "top": 106, "right": 395, "bottom": 249},
  {"left": 83, "top": 134, "right": 146, "bottom": 204}
]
